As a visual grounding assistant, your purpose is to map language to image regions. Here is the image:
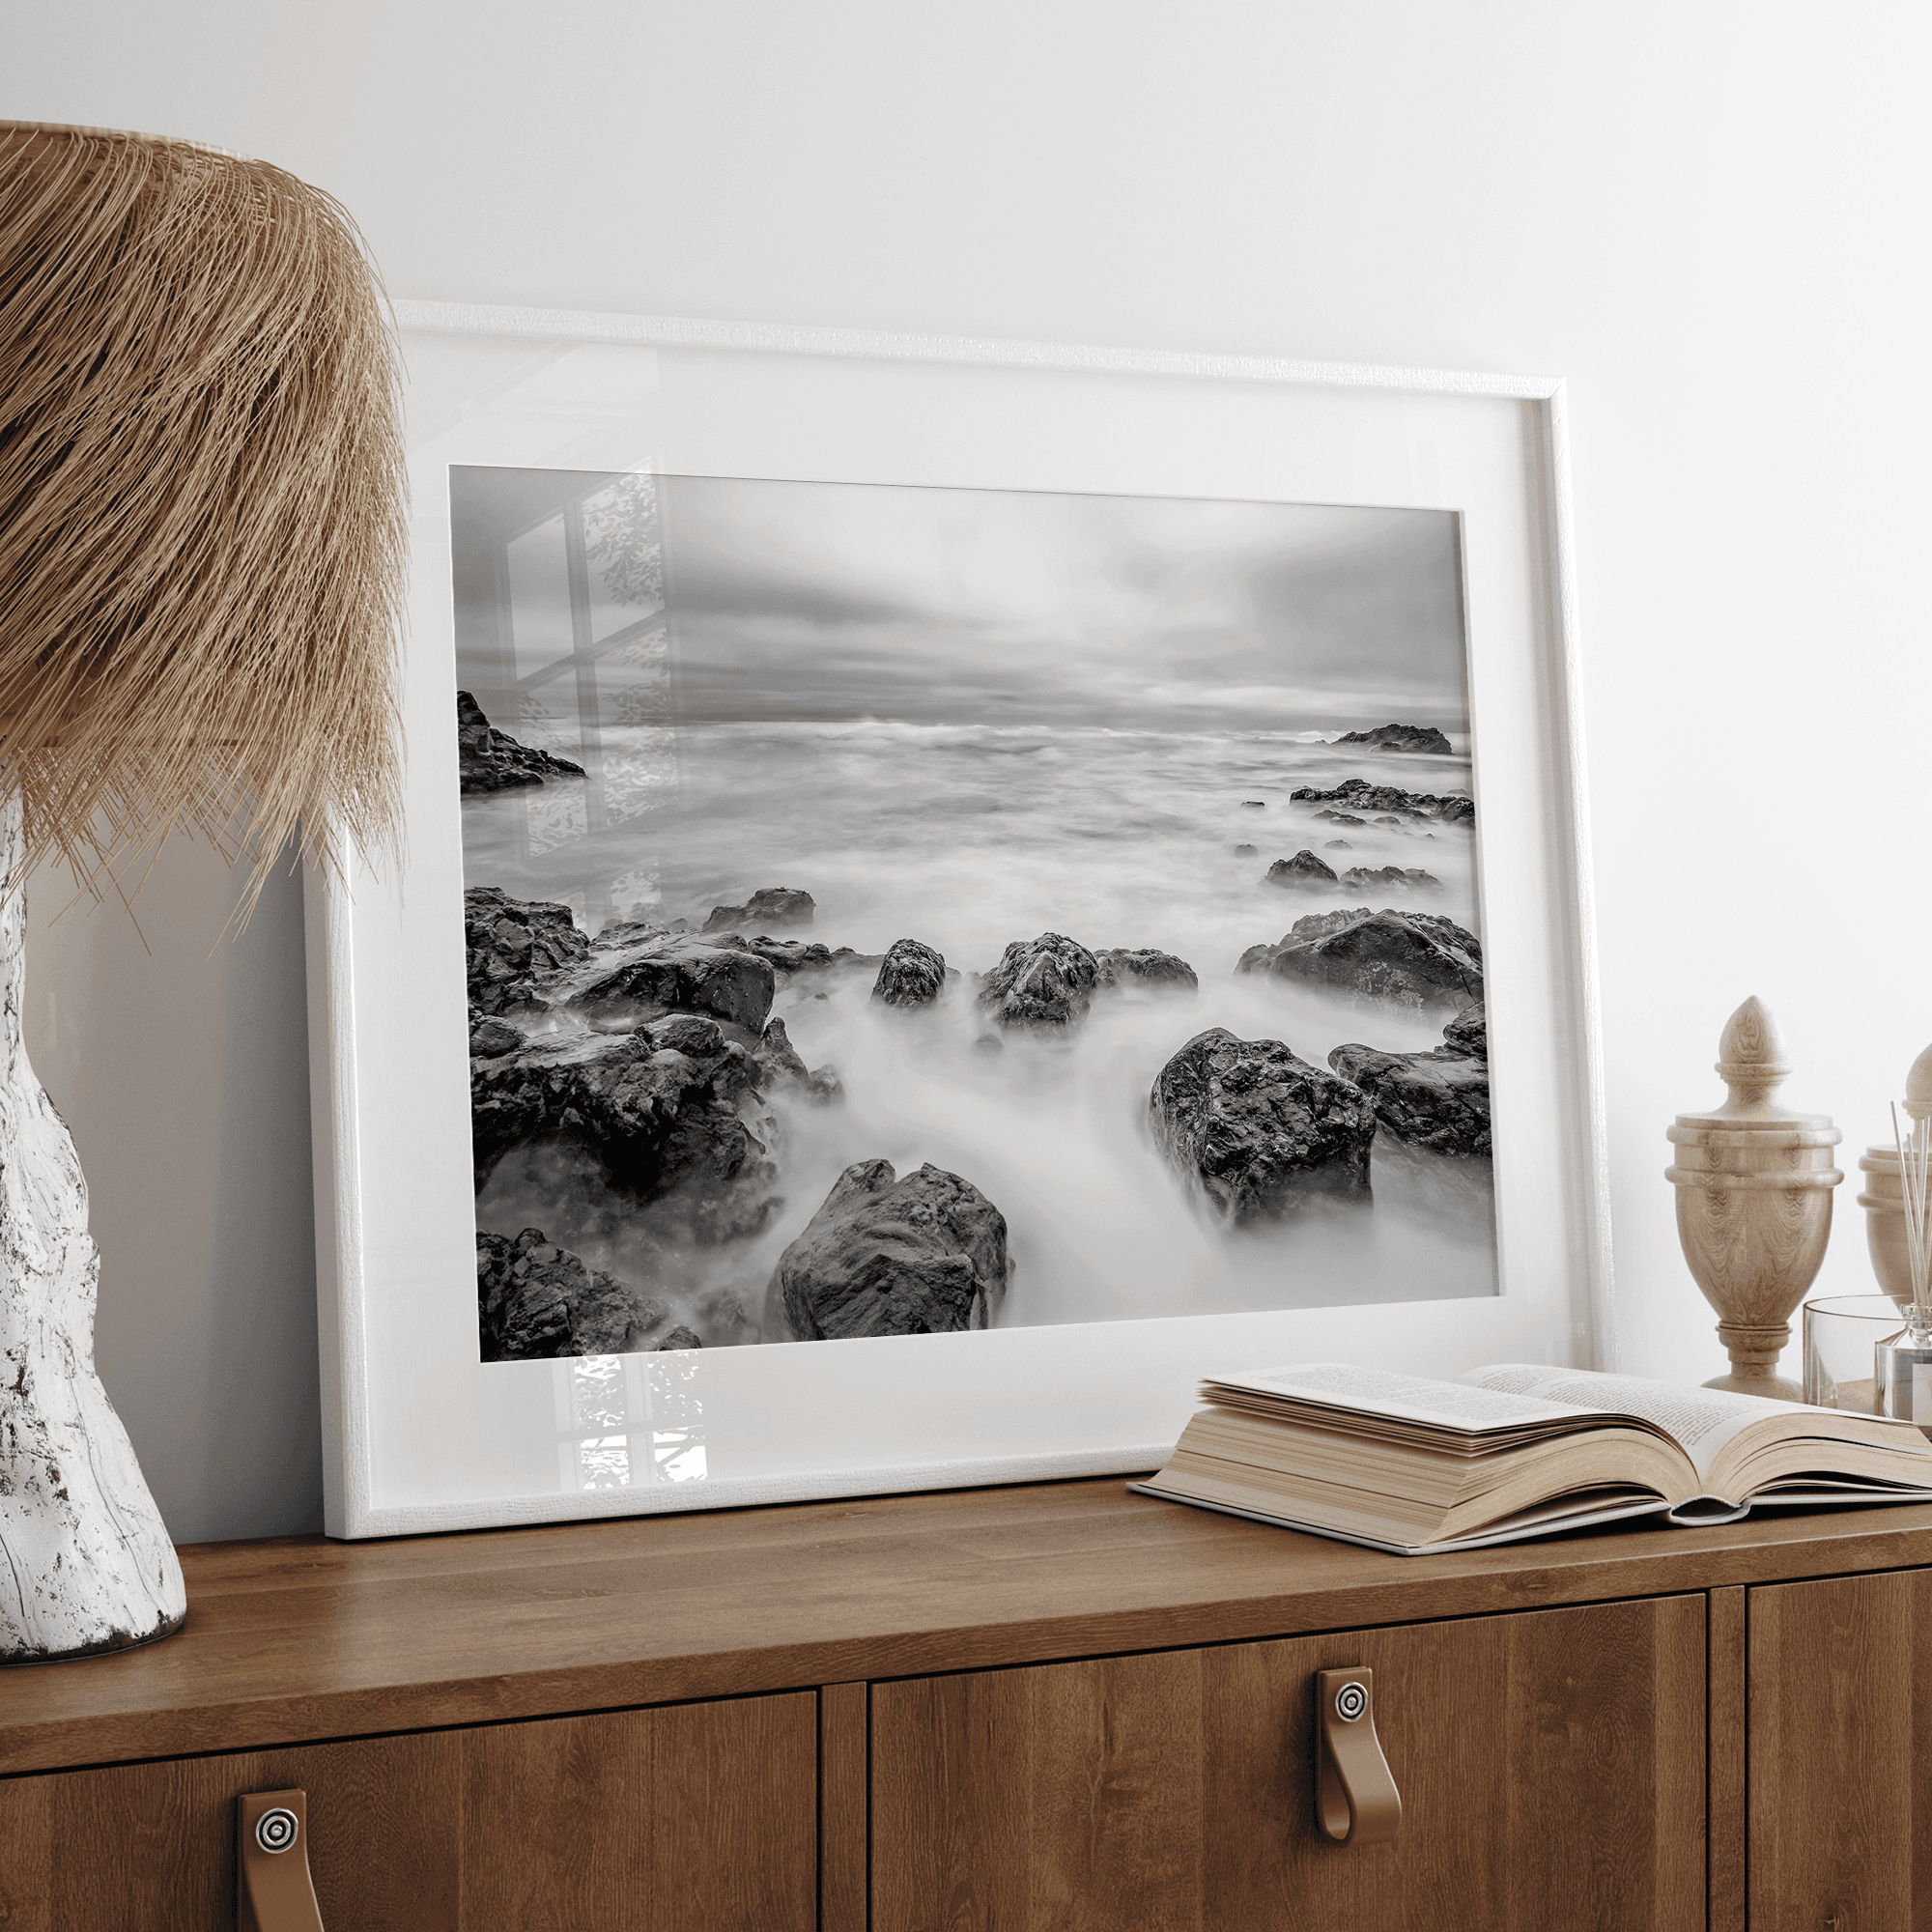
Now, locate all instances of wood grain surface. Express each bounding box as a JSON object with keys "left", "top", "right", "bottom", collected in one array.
[
  {"left": 1749, "top": 1568, "right": 1932, "bottom": 1930},
  {"left": 4, "top": 1479, "right": 1932, "bottom": 1776},
  {"left": 0, "top": 1692, "right": 815, "bottom": 1931},
  {"left": 871, "top": 1593, "right": 1706, "bottom": 1932},
  {"left": 819, "top": 1681, "right": 867, "bottom": 1932},
  {"left": 1707, "top": 1585, "right": 1747, "bottom": 1932}
]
